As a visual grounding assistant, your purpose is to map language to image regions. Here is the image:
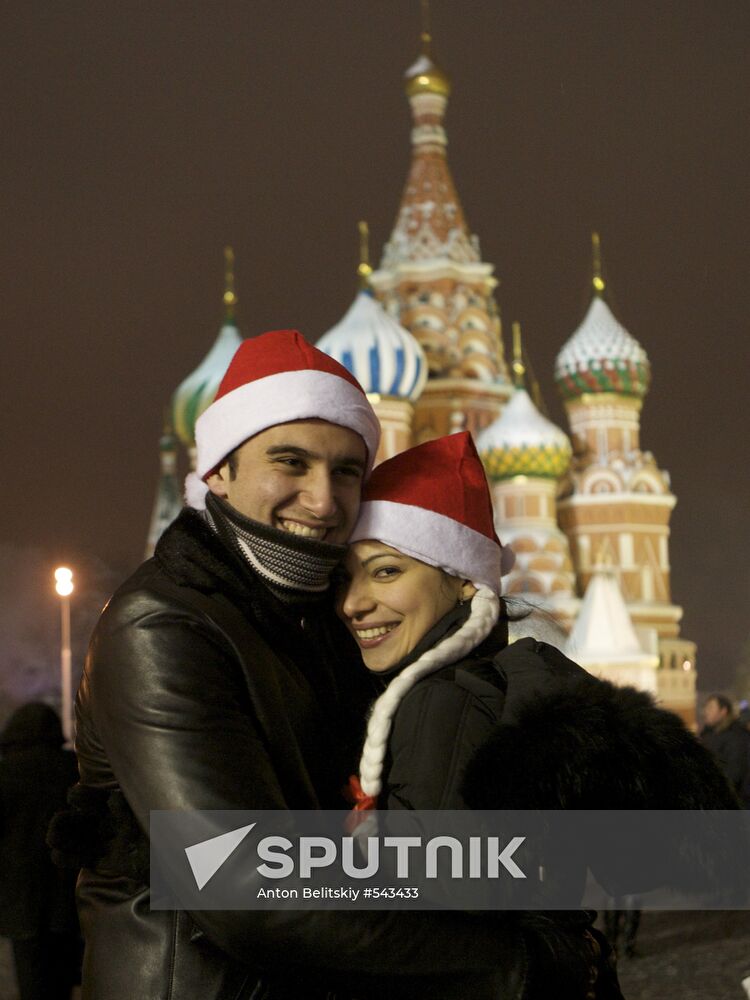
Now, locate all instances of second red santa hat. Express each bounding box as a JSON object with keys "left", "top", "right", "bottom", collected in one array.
[{"left": 350, "top": 431, "right": 511, "bottom": 593}]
